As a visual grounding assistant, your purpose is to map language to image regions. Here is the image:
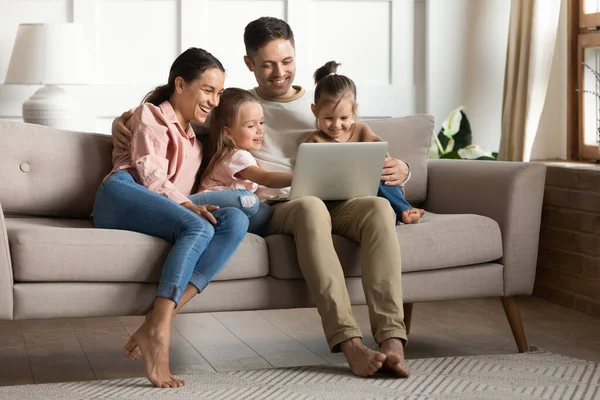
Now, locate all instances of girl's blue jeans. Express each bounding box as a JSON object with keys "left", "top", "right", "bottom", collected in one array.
[
  {"left": 191, "top": 189, "right": 273, "bottom": 236},
  {"left": 377, "top": 182, "right": 413, "bottom": 225},
  {"left": 92, "top": 170, "right": 249, "bottom": 306}
]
